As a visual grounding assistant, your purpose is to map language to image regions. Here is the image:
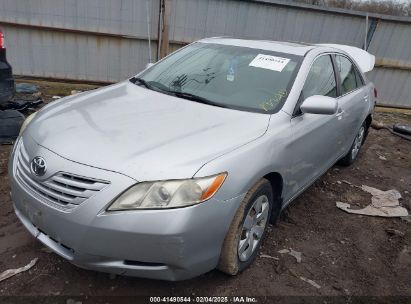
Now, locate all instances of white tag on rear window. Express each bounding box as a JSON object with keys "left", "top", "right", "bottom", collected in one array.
[{"left": 249, "top": 54, "right": 290, "bottom": 72}]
